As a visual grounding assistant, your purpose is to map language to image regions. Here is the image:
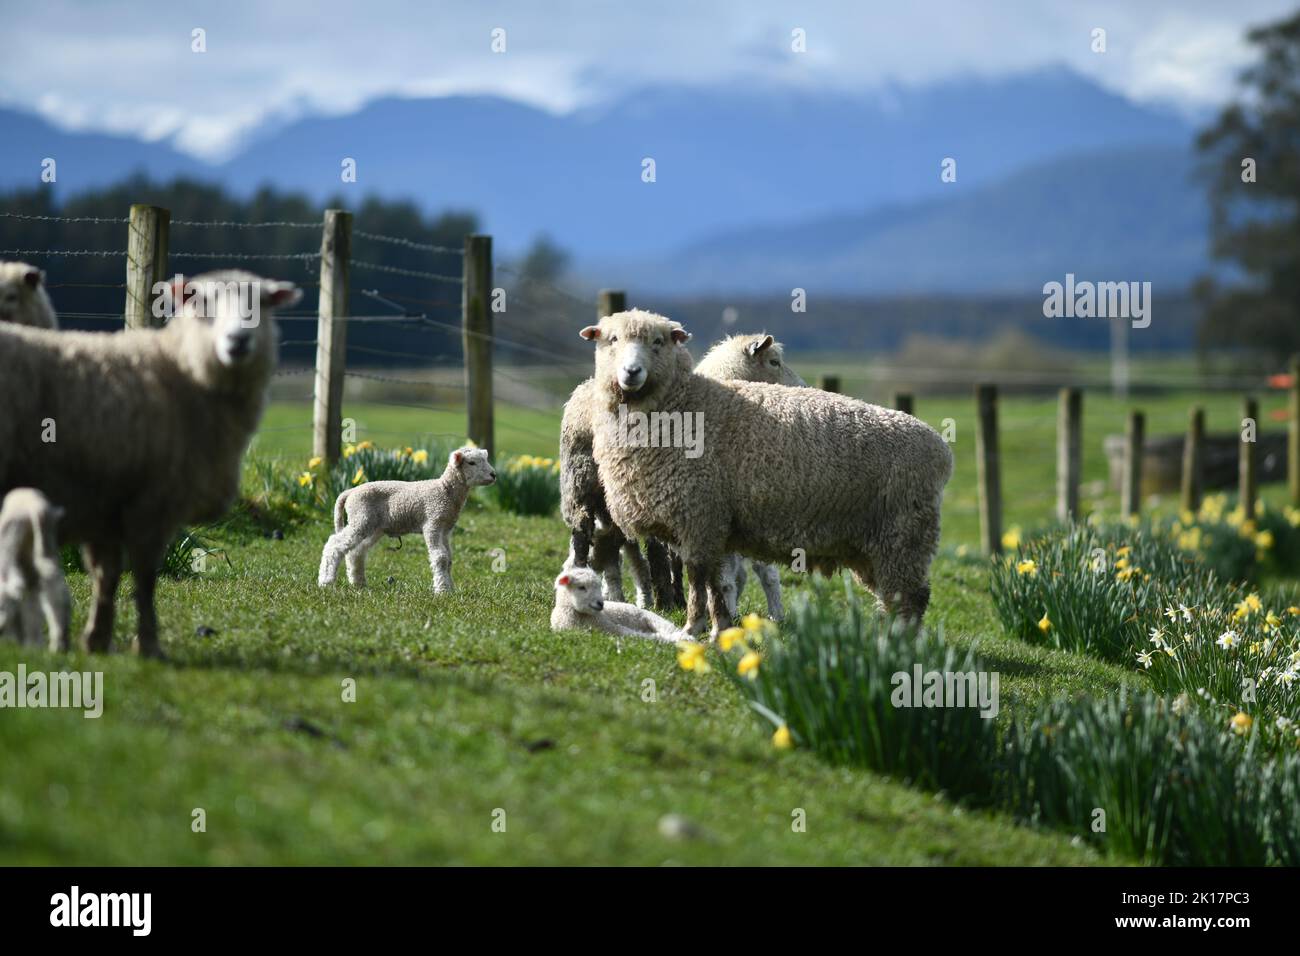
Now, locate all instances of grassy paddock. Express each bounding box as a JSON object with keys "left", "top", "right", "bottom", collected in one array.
[{"left": 0, "top": 385, "right": 1285, "bottom": 864}]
